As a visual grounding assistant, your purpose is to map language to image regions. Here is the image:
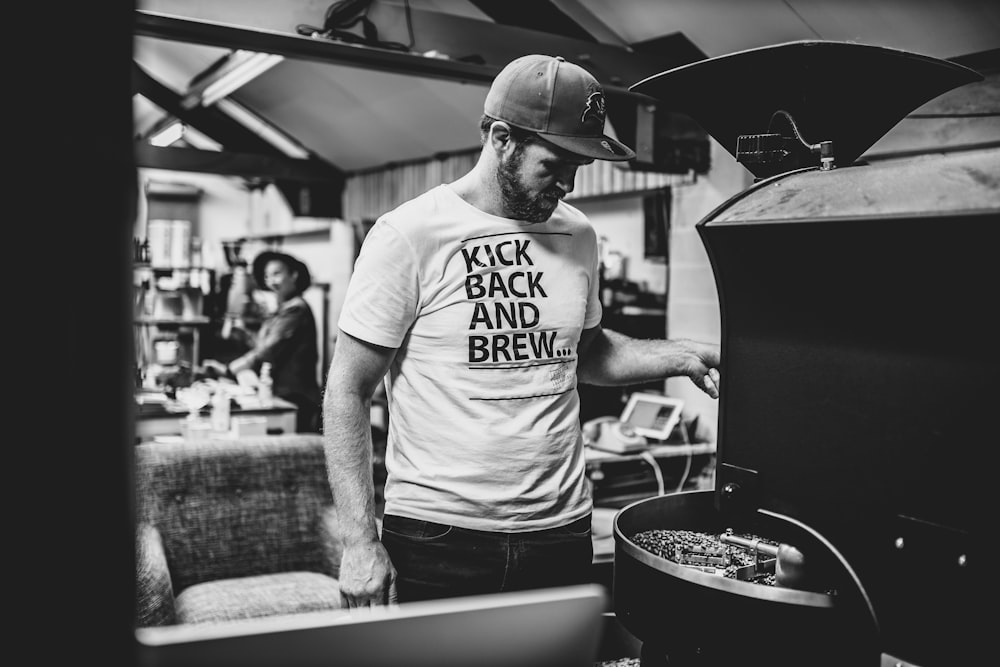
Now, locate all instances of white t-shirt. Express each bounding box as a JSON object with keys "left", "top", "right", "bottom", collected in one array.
[{"left": 338, "top": 184, "right": 602, "bottom": 531}]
